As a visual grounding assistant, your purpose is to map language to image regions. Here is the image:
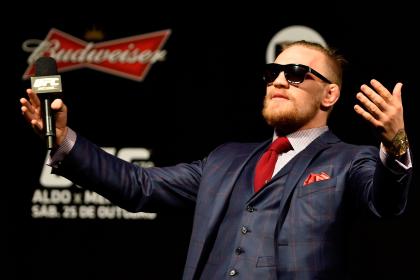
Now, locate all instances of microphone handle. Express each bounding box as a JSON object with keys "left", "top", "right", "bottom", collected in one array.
[{"left": 43, "top": 98, "right": 56, "bottom": 150}]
